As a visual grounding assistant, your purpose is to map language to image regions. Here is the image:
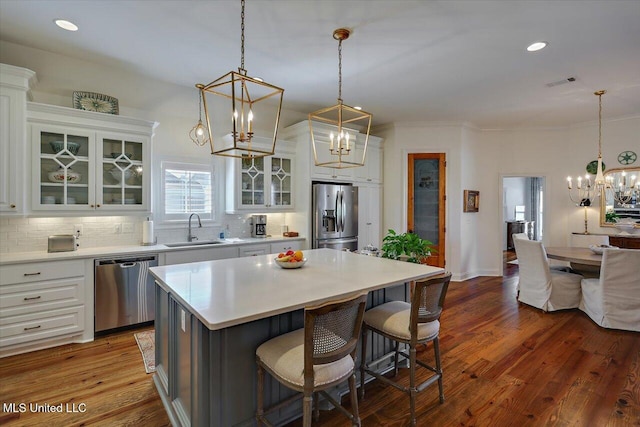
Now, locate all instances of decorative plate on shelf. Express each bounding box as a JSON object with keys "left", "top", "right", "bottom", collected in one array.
[
  {"left": 618, "top": 150, "right": 637, "bottom": 165},
  {"left": 72, "top": 91, "right": 119, "bottom": 114},
  {"left": 585, "top": 160, "right": 605, "bottom": 175}
]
